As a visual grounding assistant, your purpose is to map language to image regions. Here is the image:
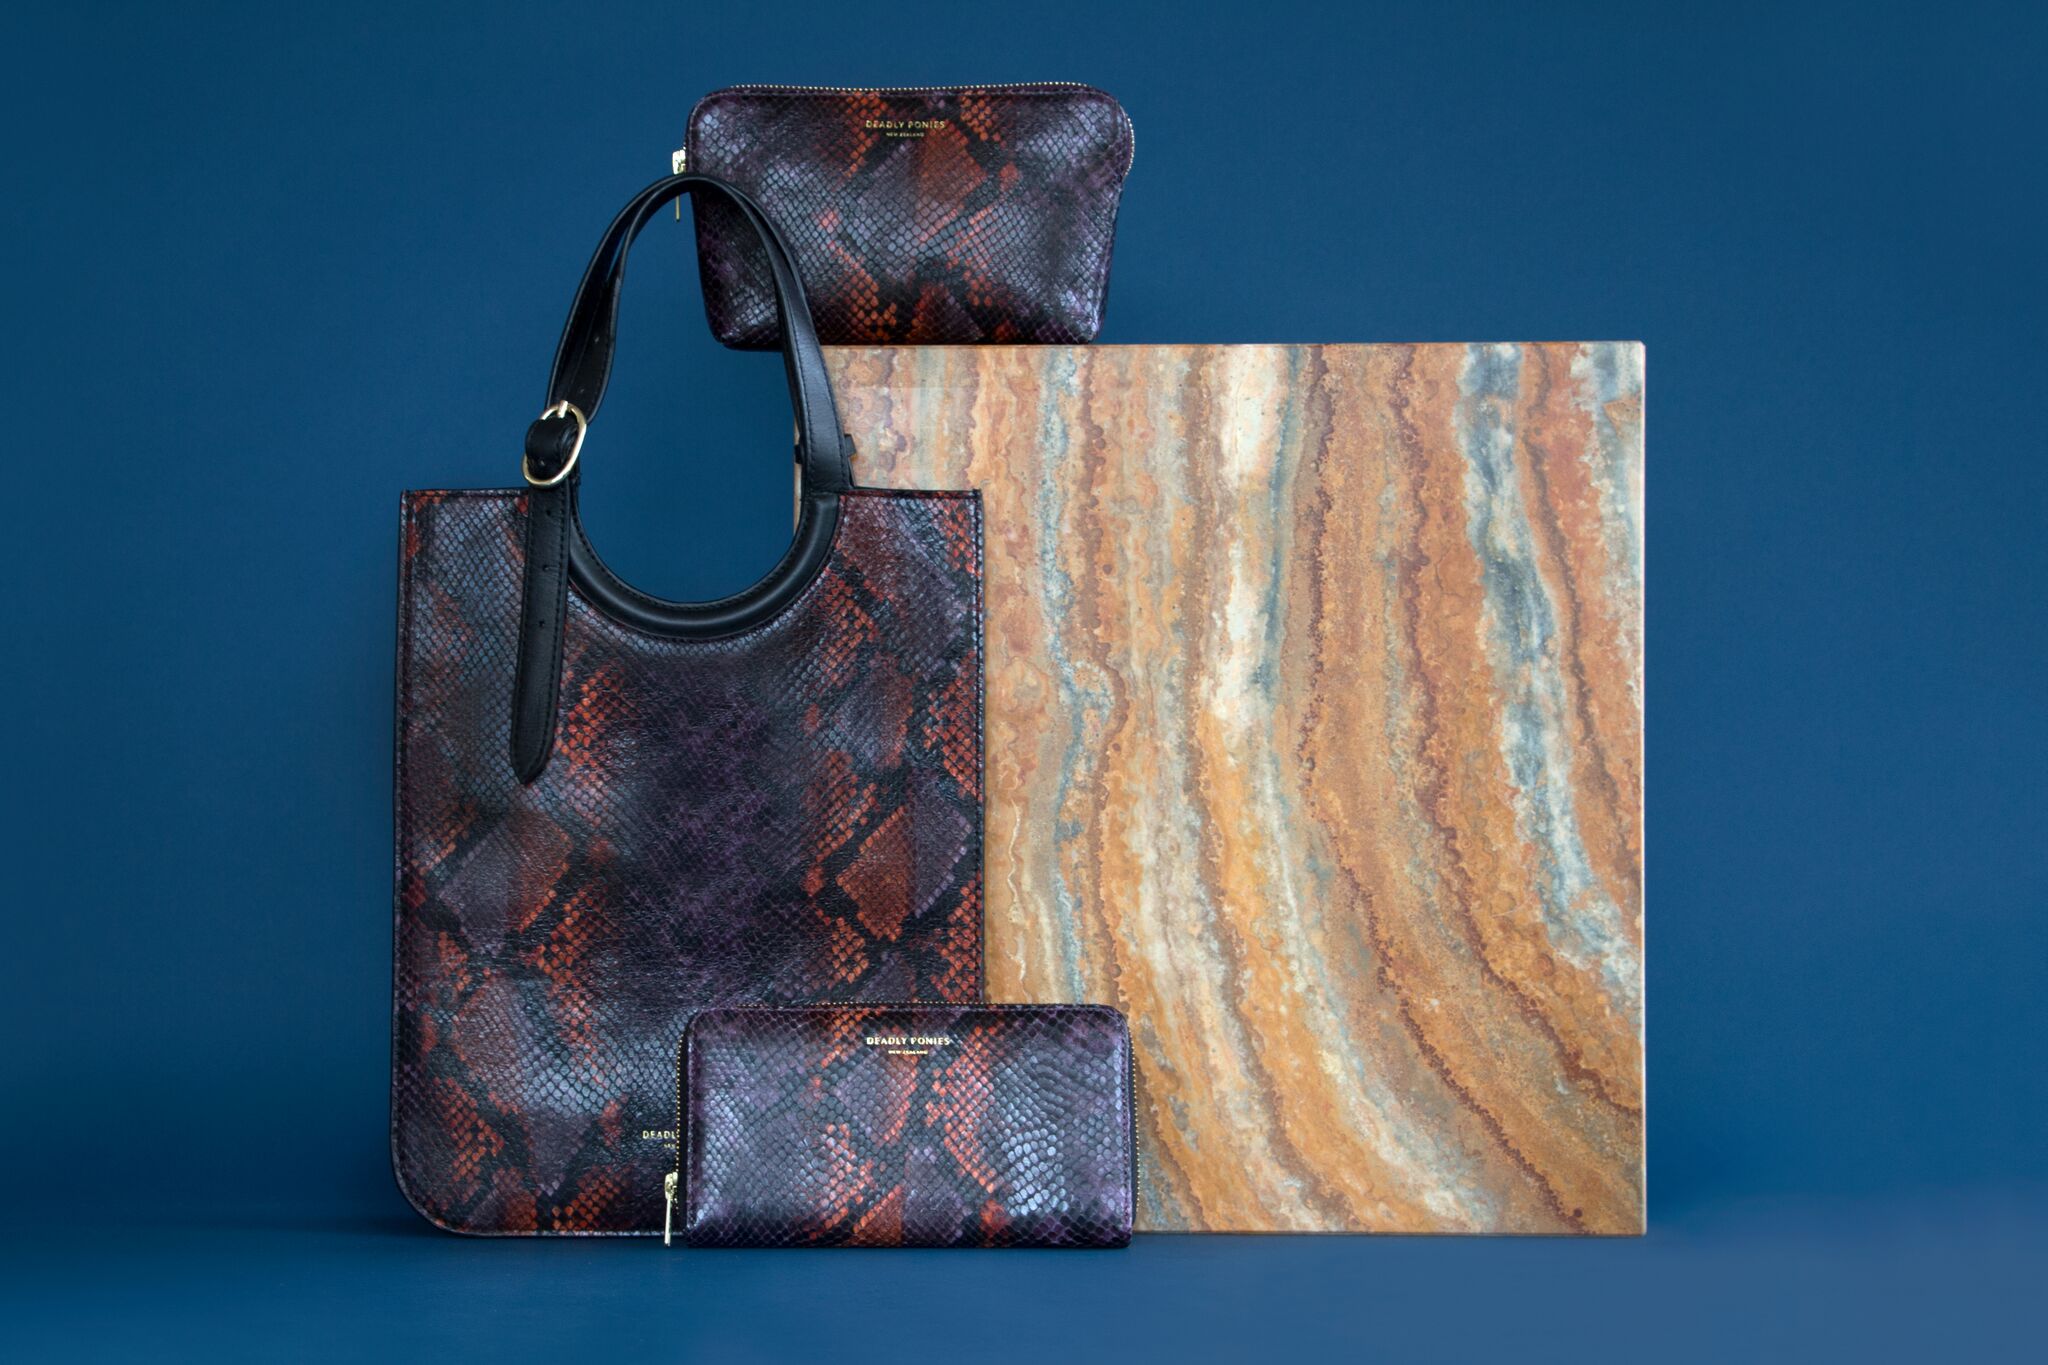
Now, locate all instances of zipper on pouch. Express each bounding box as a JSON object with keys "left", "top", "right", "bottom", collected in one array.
[{"left": 667, "top": 81, "right": 1134, "bottom": 194}]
